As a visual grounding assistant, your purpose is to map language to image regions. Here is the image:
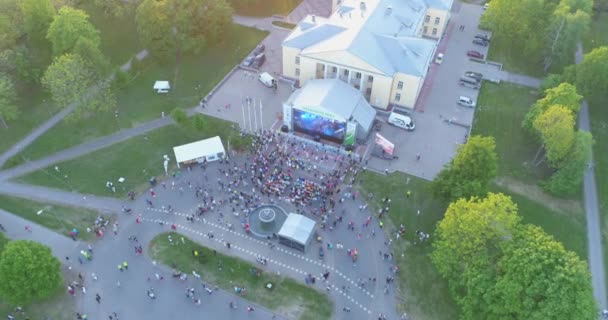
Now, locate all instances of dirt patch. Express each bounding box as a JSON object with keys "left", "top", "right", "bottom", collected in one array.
[
  {"left": 495, "top": 176, "right": 583, "bottom": 215},
  {"left": 276, "top": 299, "right": 305, "bottom": 319}
]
